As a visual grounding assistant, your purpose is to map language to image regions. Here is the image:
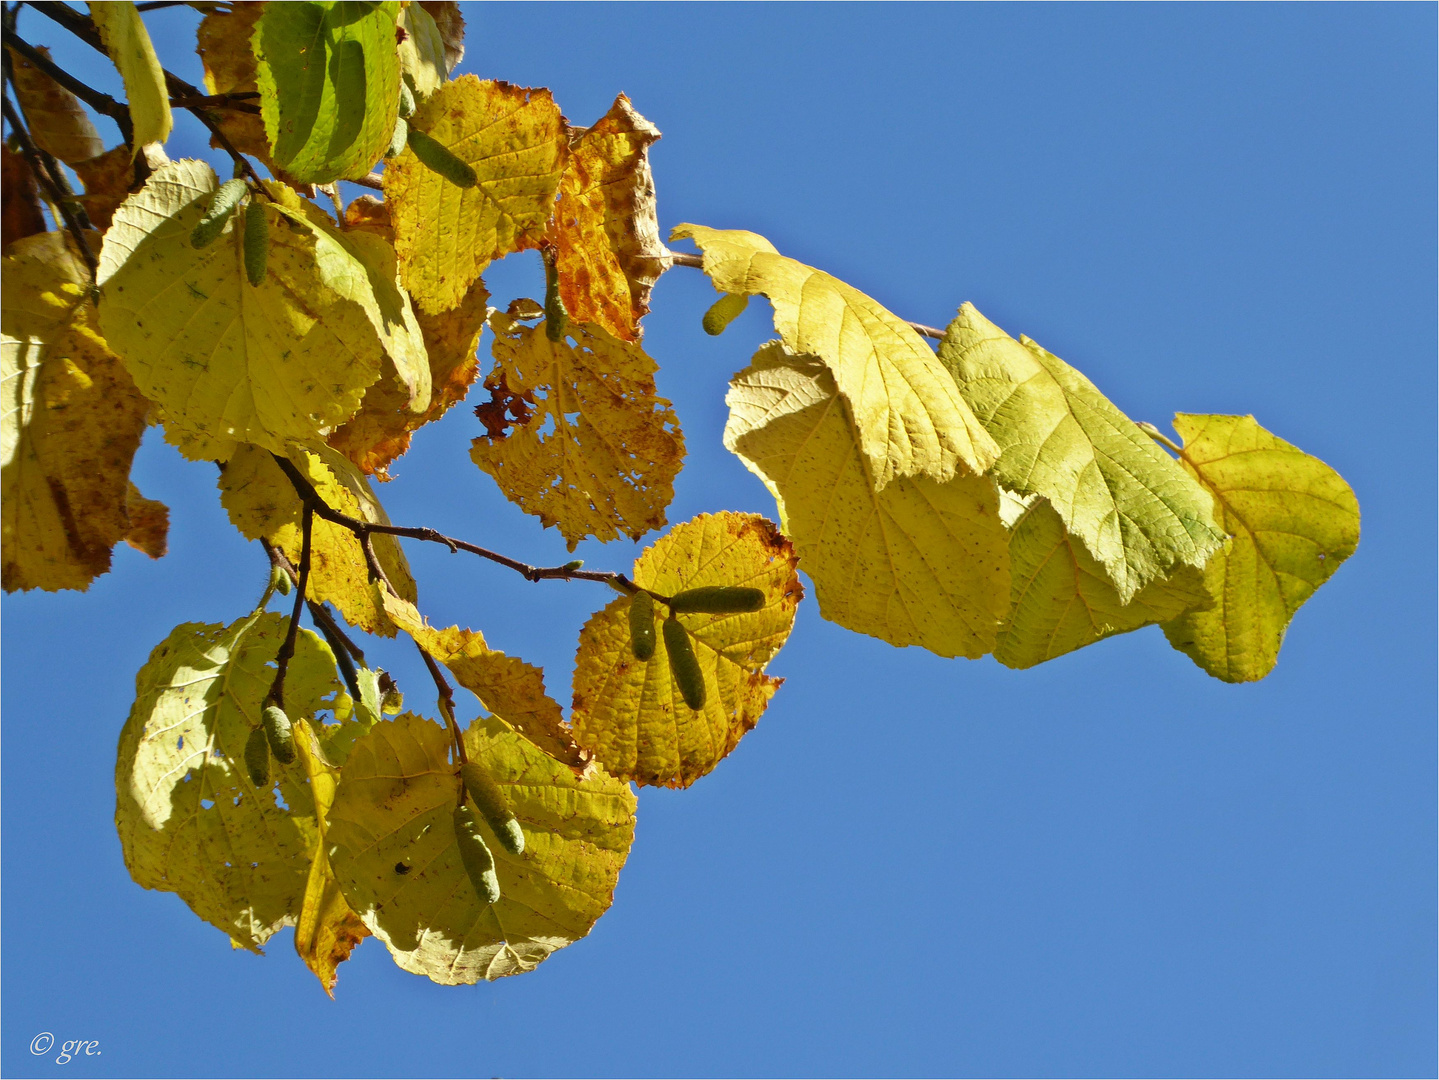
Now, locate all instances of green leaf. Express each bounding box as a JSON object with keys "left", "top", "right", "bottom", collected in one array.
[
  {"left": 89, "top": 2, "right": 172, "bottom": 150},
  {"left": 96, "top": 161, "right": 388, "bottom": 461},
  {"left": 671, "top": 224, "right": 999, "bottom": 489},
  {"left": 570, "top": 511, "right": 802, "bottom": 788},
  {"left": 397, "top": 2, "right": 446, "bottom": 100},
  {"left": 326, "top": 712, "right": 637, "bottom": 984},
  {"left": 994, "top": 494, "right": 1211, "bottom": 669},
  {"left": 1159, "top": 413, "right": 1360, "bottom": 682},
  {"left": 115, "top": 612, "right": 340, "bottom": 950},
  {"left": 724, "top": 343, "right": 1011, "bottom": 659},
  {"left": 938, "top": 302, "right": 1225, "bottom": 603},
  {"left": 254, "top": 1, "right": 403, "bottom": 183}
]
